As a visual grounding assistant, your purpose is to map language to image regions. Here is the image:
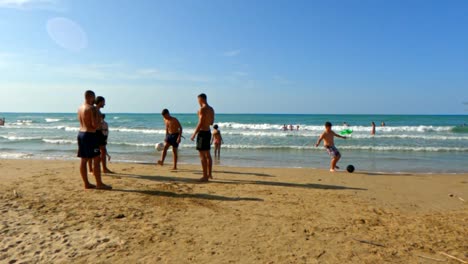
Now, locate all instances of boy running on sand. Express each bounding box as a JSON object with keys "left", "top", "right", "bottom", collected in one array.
[
  {"left": 315, "top": 122, "right": 347, "bottom": 172},
  {"left": 211, "top": 124, "right": 224, "bottom": 158}
]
